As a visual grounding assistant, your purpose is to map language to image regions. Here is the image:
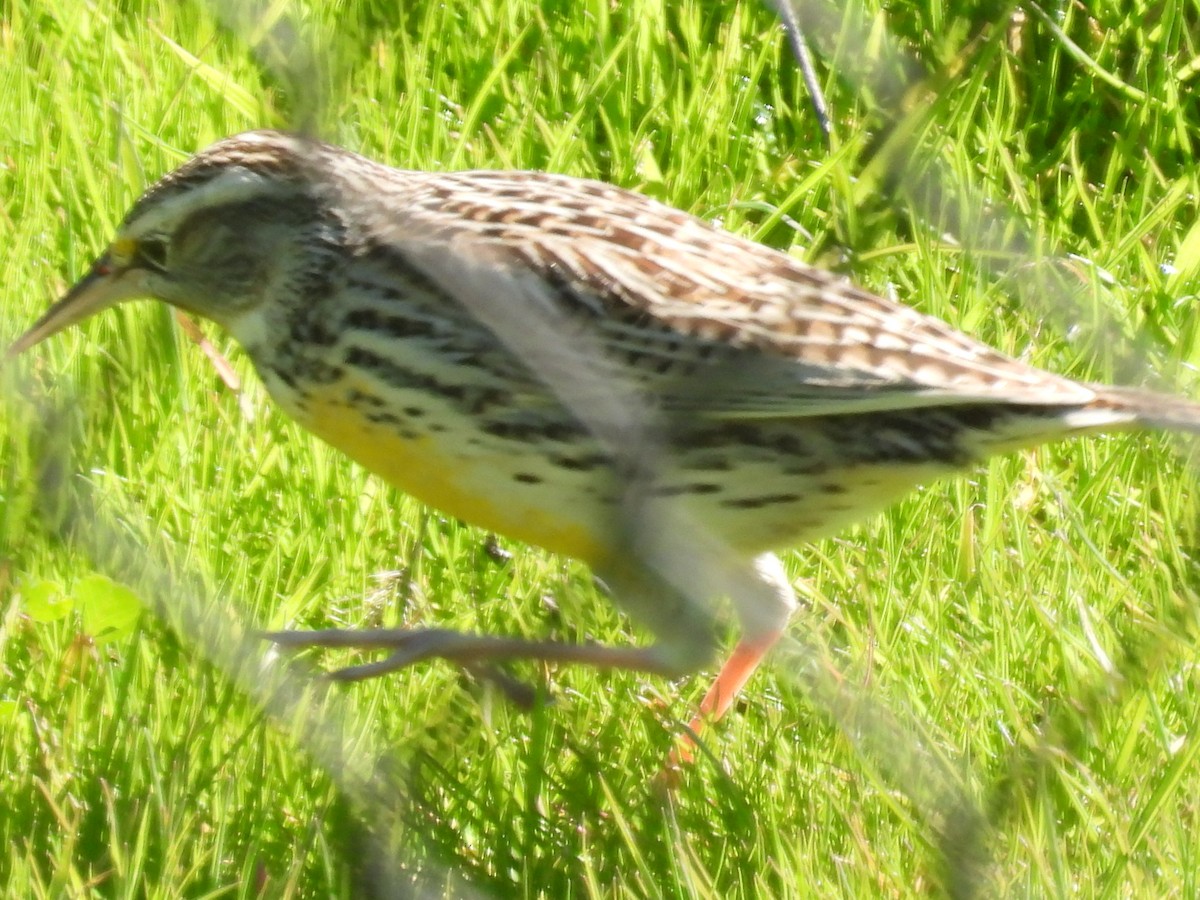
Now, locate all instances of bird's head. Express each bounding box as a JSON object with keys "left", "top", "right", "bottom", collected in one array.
[{"left": 8, "top": 130, "right": 344, "bottom": 359}]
